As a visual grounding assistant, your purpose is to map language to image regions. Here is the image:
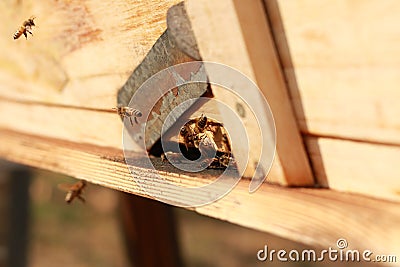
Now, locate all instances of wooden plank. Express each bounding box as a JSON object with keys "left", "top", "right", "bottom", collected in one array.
[
  {"left": 0, "top": 128, "right": 398, "bottom": 257},
  {"left": 307, "top": 137, "right": 400, "bottom": 202},
  {"left": 0, "top": 0, "right": 181, "bottom": 108},
  {"left": 185, "top": 0, "right": 313, "bottom": 186},
  {"left": 0, "top": 98, "right": 122, "bottom": 148},
  {"left": 2, "top": 95, "right": 398, "bottom": 202},
  {"left": 265, "top": 0, "right": 400, "bottom": 145}
]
